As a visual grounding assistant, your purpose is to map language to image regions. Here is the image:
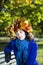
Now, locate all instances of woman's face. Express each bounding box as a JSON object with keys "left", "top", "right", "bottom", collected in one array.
[{"left": 16, "top": 30, "right": 26, "bottom": 40}]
